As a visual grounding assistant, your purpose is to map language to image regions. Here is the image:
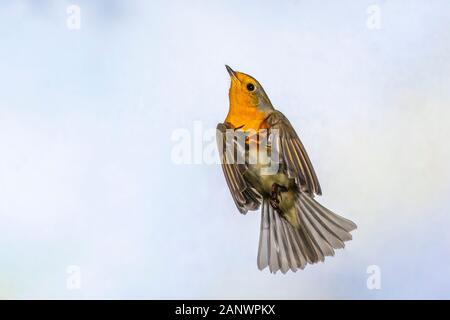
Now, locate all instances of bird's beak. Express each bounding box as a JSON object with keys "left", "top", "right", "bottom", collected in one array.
[{"left": 225, "top": 65, "right": 239, "bottom": 83}]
